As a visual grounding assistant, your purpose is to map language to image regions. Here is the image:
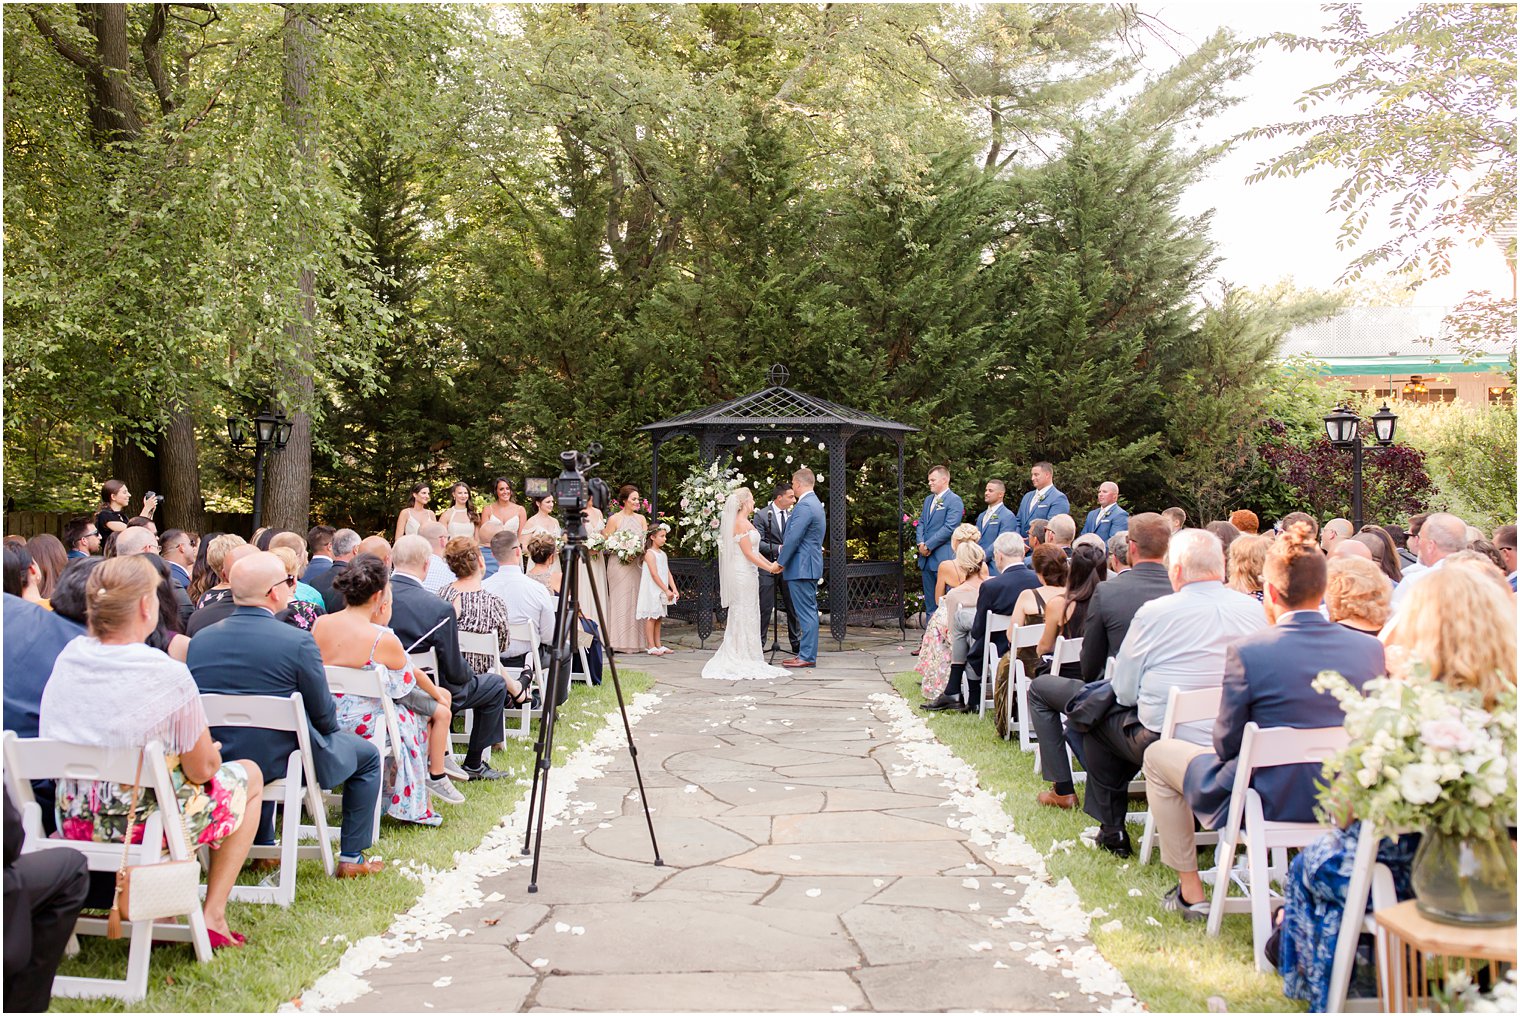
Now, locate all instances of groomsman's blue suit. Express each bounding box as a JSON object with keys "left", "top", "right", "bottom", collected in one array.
[
  {"left": 975, "top": 502, "right": 1013, "bottom": 576},
  {"left": 778, "top": 490, "right": 826, "bottom": 663},
  {"left": 916, "top": 489, "right": 965, "bottom": 615},
  {"left": 1080, "top": 504, "right": 1130, "bottom": 543},
  {"left": 1011, "top": 485, "right": 1069, "bottom": 539}
]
